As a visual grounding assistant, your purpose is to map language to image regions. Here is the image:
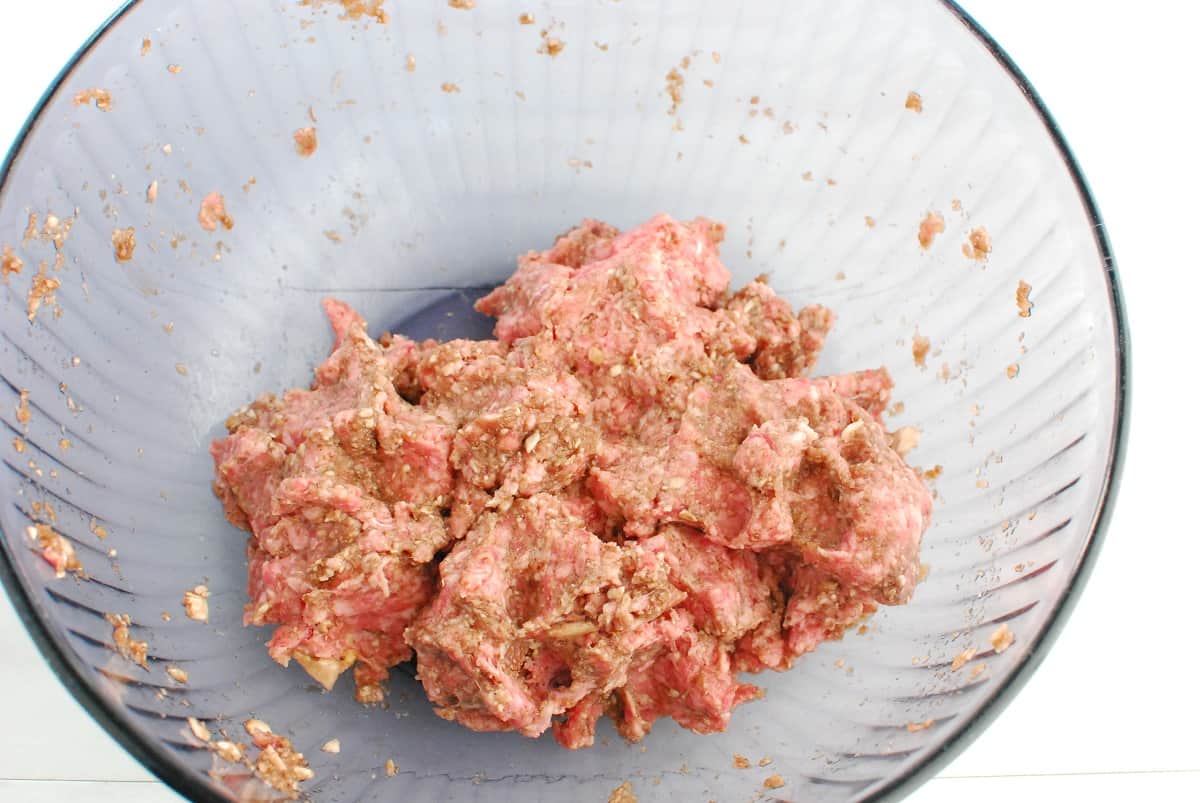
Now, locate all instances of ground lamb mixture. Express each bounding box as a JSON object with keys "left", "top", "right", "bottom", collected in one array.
[{"left": 211, "top": 214, "right": 932, "bottom": 747}]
